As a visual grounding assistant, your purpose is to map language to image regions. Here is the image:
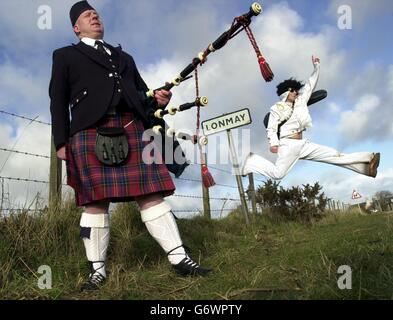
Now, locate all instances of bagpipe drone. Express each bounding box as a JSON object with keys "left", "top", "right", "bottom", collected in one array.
[{"left": 146, "top": 2, "right": 274, "bottom": 187}]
